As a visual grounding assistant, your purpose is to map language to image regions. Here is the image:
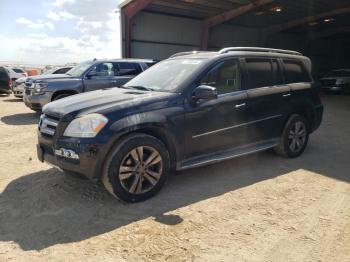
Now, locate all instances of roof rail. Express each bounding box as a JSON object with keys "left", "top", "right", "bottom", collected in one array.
[
  {"left": 218, "top": 47, "right": 302, "bottom": 56},
  {"left": 169, "top": 51, "right": 211, "bottom": 58}
]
